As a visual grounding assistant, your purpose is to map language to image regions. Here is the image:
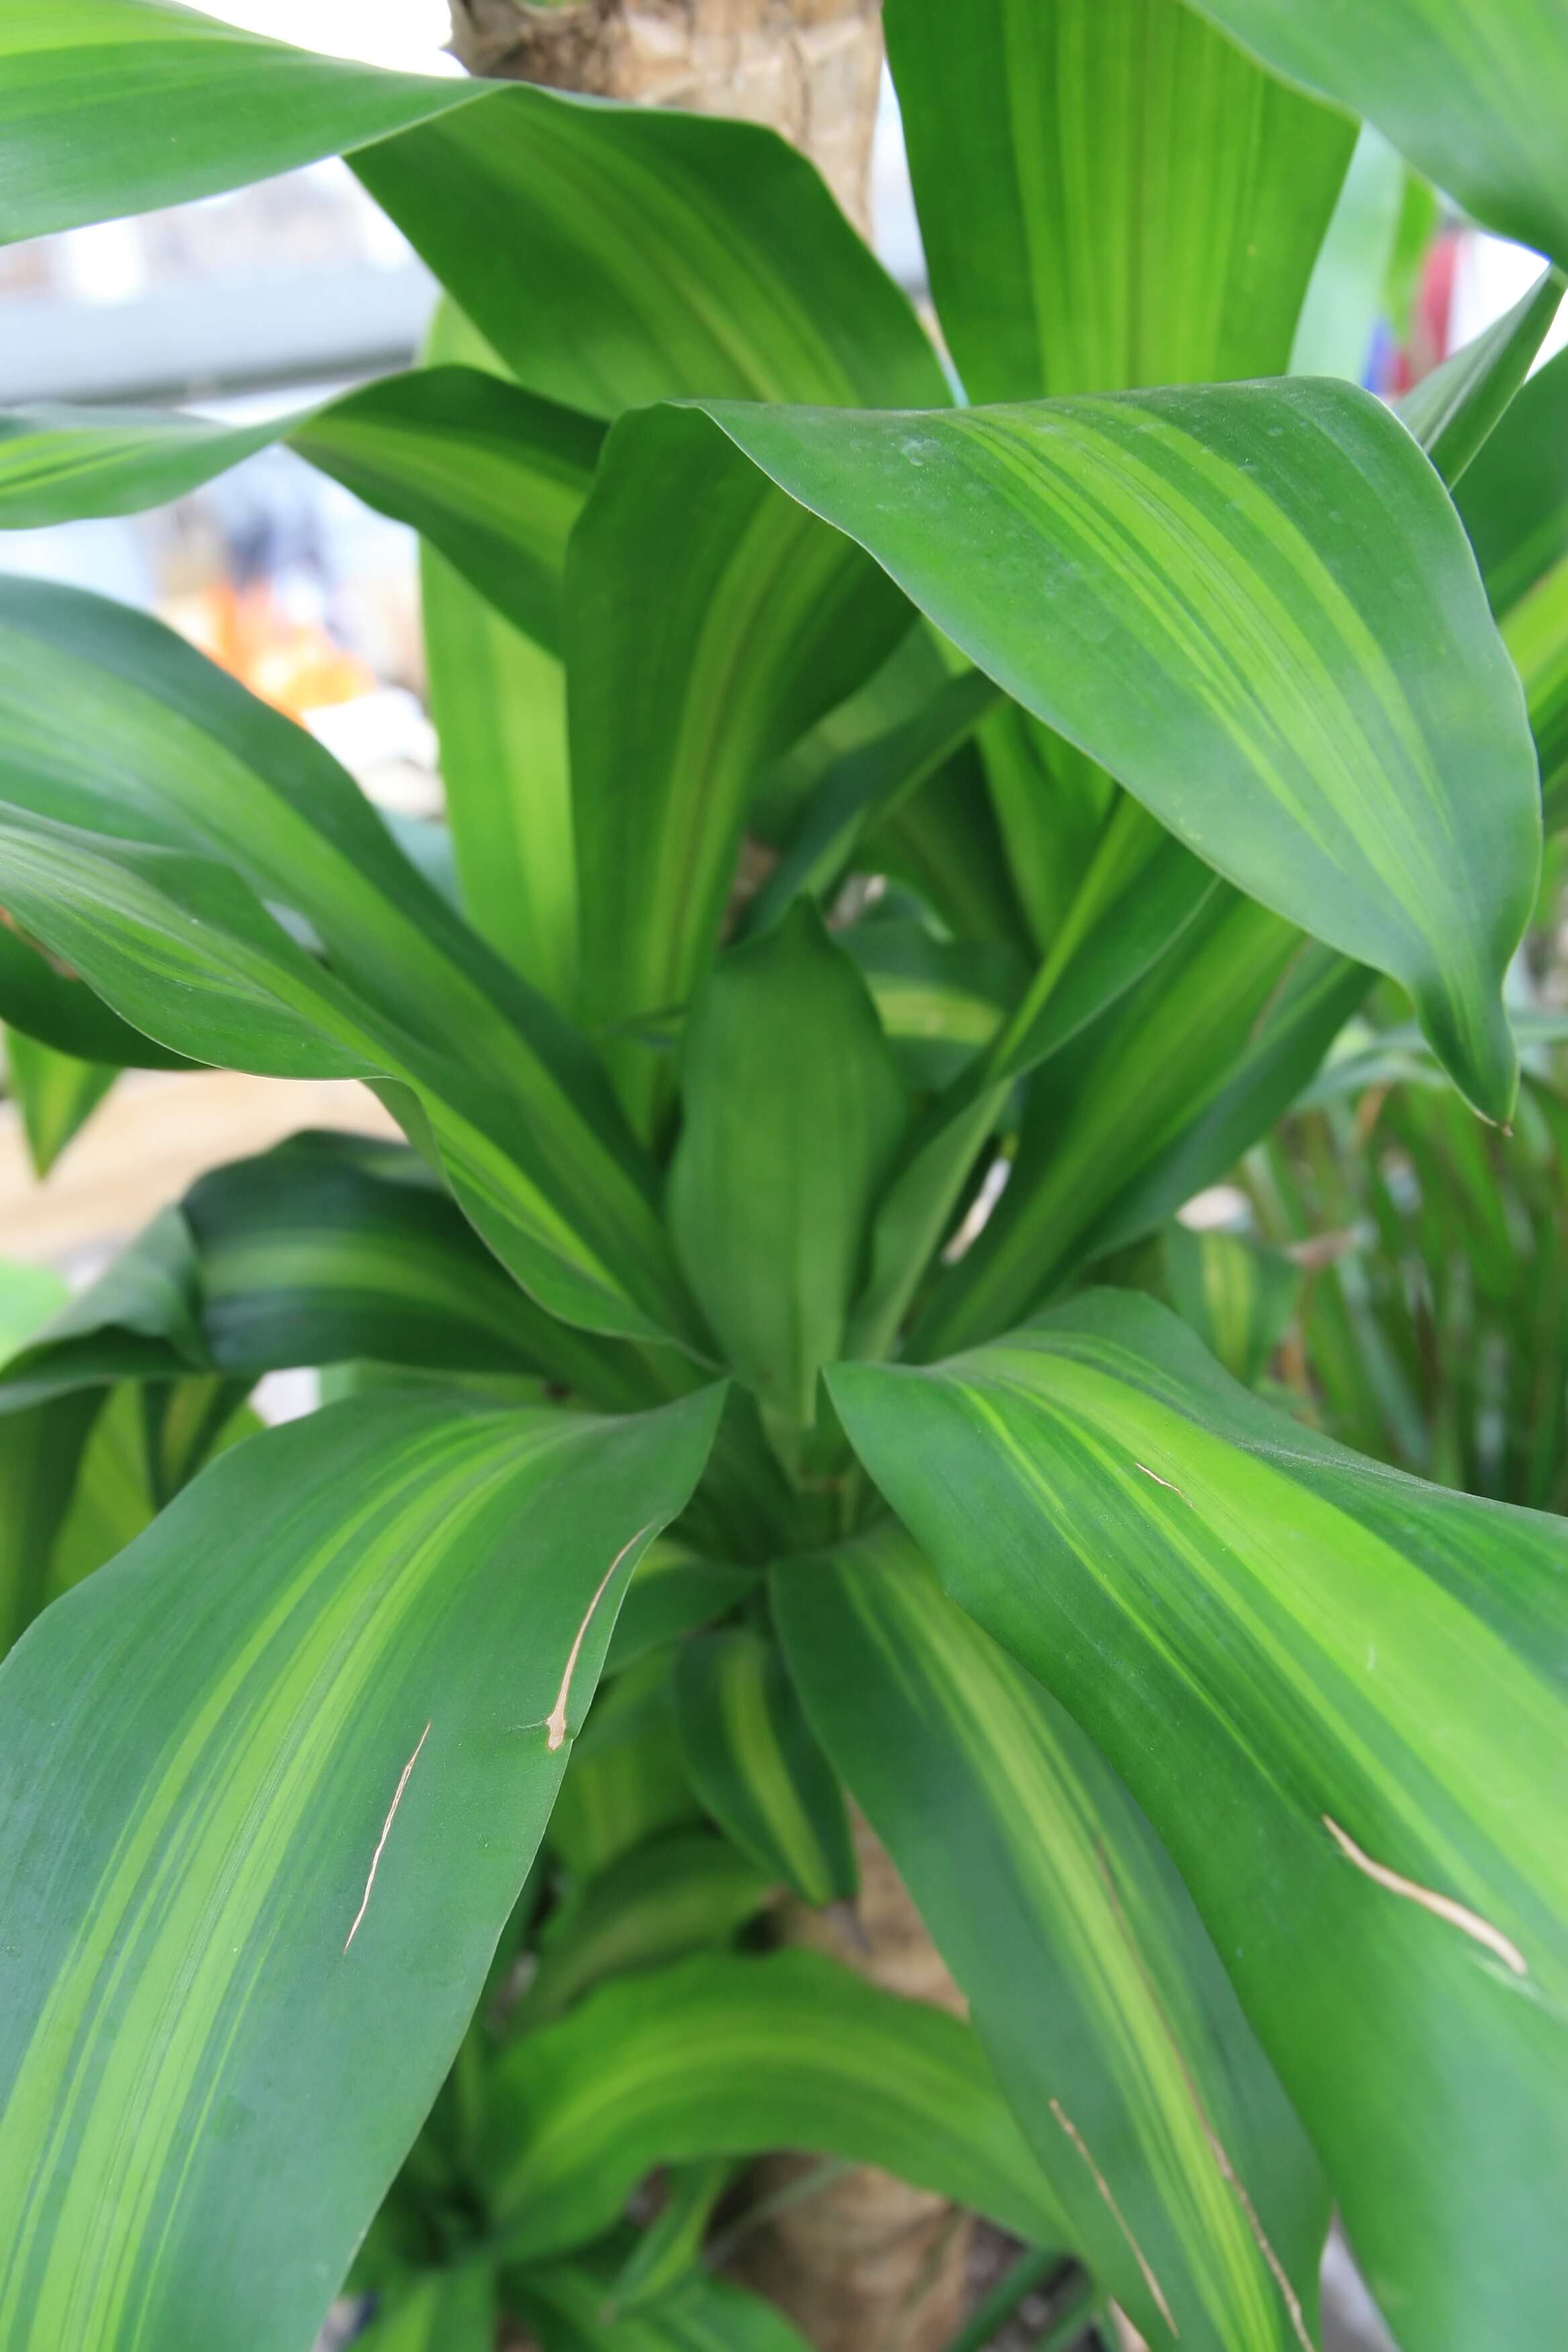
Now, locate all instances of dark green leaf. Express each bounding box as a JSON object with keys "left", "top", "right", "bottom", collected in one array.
[{"left": 518, "top": 1830, "right": 773, "bottom": 2029}]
